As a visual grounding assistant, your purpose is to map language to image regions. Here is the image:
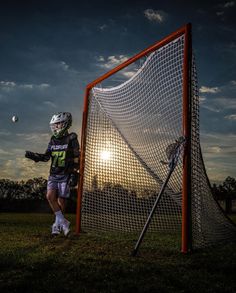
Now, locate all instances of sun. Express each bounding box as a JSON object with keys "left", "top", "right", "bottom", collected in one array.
[{"left": 100, "top": 150, "right": 111, "bottom": 161}]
